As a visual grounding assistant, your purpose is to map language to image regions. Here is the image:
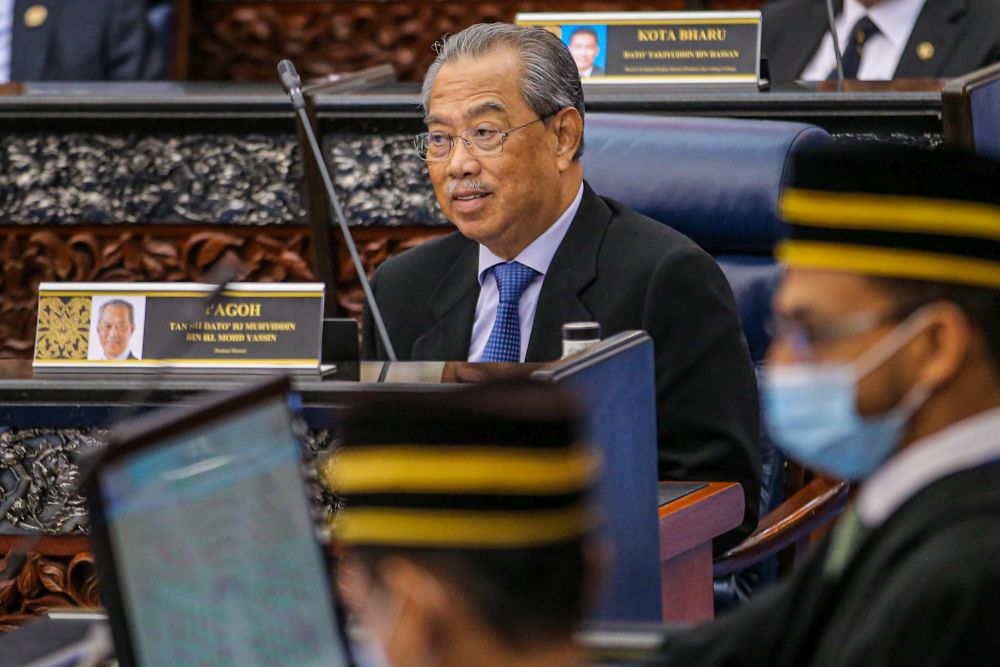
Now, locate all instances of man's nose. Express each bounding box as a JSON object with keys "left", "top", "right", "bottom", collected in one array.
[{"left": 444, "top": 138, "right": 481, "bottom": 180}]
